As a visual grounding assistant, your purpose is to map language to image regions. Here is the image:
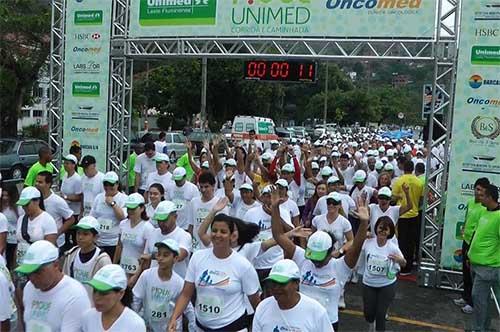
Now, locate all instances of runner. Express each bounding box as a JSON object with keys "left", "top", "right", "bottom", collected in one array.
[
  {"left": 15, "top": 240, "right": 90, "bottom": 331},
  {"left": 145, "top": 183, "right": 165, "bottom": 228},
  {"left": 361, "top": 216, "right": 406, "bottom": 331},
  {"left": 80, "top": 155, "right": 105, "bottom": 217},
  {"left": 165, "top": 167, "right": 200, "bottom": 231},
  {"left": 145, "top": 153, "right": 172, "bottom": 201},
  {"left": 225, "top": 182, "right": 260, "bottom": 220},
  {"left": 132, "top": 239, "right": 184, "bottom": 332},
  {"left": 134, "top": 142, "right": 157, "bottom": 195},
  {"left": 0, "top": 211, "right": 6, "bottom": 257},
  {"left": 80, "top": 264, "right": 146, "bottom": 331},
  {"left": 1, "top": 184, "right": 22, "bottom": 269},
  {"left": 89, "top": 171, "right": 127, "bottom": 258},
  {"left": 167, "top": 213, "right": 261, "bottom": 332},
  {"left": 368, "top": 186, "right": 412, "bottom": 236},
  {"left": 60, "top": 154, "right": 83, "bottom": 249},
  {"left": 61, "top": 216, "right": 112, "bottom": 303},
  {"left": 0, "top": 254, "right": 16, "bottom": 330},
  {"left": 271, "top": 188, "right": 369, "bottom": 330},
  {"left": 114, "top": 193, "right": 154, "bottom": 277}
]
